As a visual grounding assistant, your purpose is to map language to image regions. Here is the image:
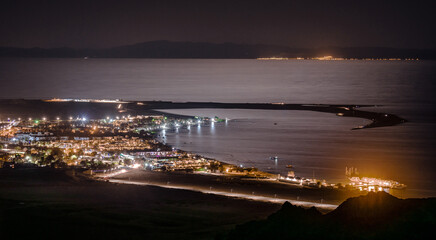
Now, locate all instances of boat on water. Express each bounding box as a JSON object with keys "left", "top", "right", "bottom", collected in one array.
[{"left": 286, "top": 164, "right": 293, "bottom": 168}]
